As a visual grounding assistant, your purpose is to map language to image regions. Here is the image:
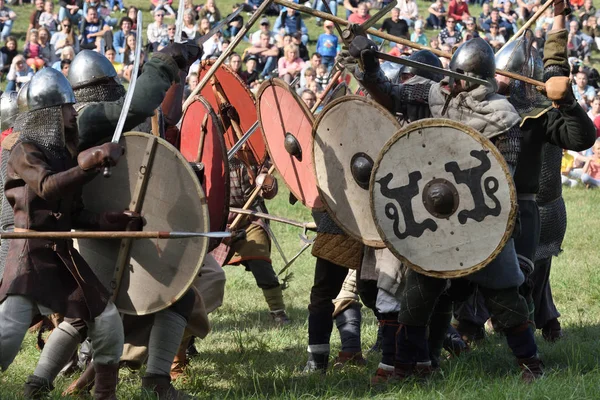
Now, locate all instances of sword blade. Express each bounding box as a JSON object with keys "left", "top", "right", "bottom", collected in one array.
[
  {"left": 196, "top": 7, "right": 243, "bottom": 46},
  {"left": 174, "top": 0, "right": 185, "bottom": 43},
  {"left": 227, "top": 121, "right": 259, "bottom": 161}
]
